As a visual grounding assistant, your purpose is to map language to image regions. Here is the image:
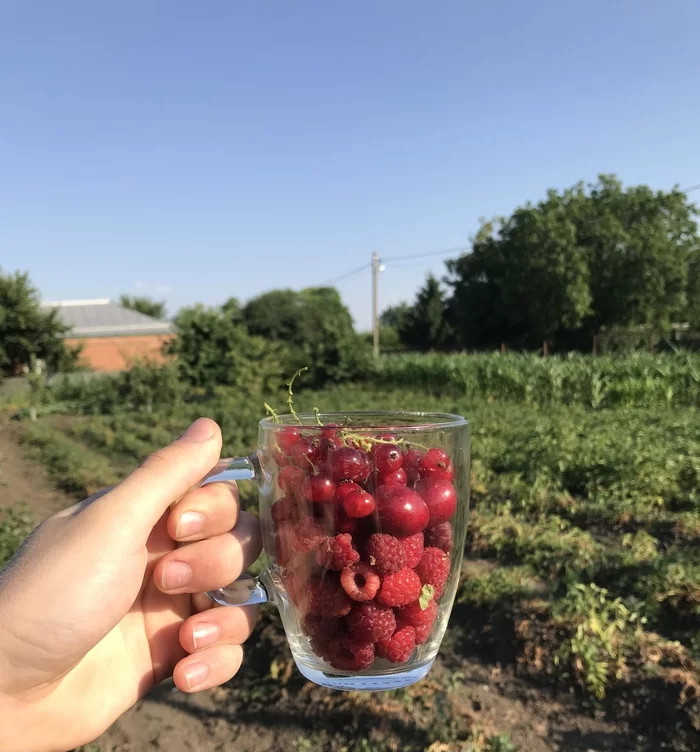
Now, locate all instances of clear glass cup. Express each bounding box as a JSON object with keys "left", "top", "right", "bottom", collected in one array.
[{"left": 206, "top": 411, "right": 470, "bottom": 691}]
